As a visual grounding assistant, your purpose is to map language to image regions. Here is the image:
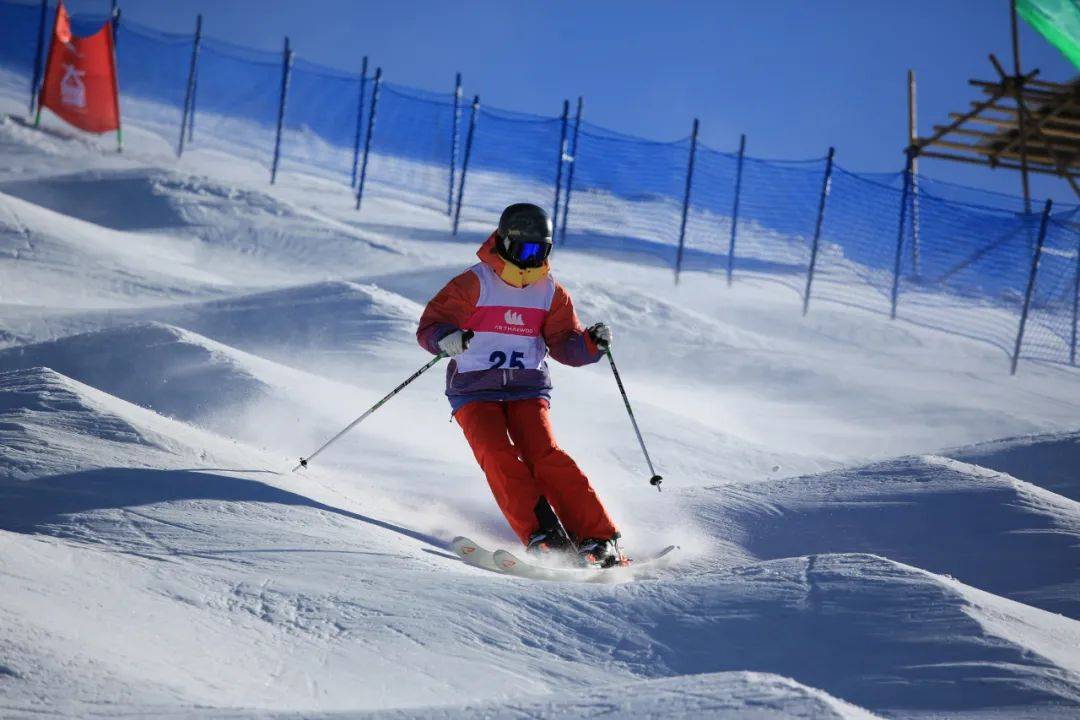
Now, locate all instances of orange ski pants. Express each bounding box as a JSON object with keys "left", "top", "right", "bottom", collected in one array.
[{"left": 455, "top": 398, "right": 618, "bottom": 545}]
